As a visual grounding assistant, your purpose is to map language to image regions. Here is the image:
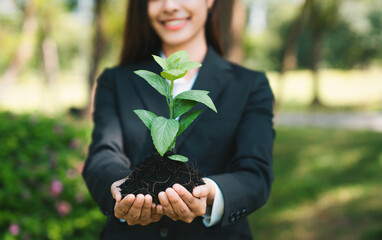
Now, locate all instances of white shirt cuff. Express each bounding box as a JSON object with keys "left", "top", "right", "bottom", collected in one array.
[{"left": 202, "top": 178, "right": 224, "bottom": 227}]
